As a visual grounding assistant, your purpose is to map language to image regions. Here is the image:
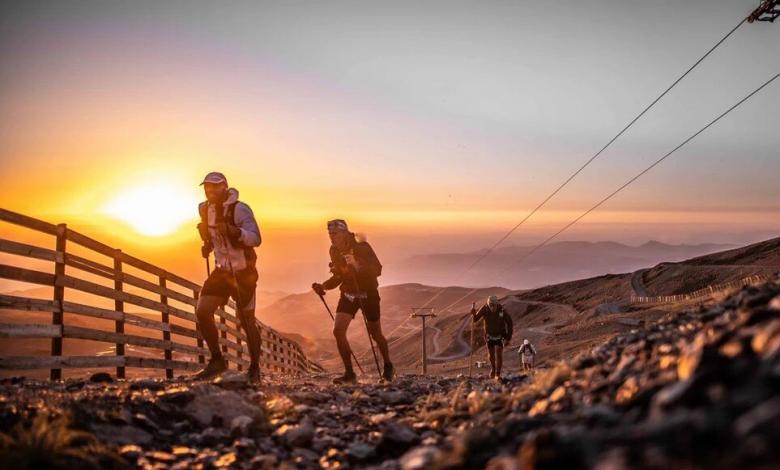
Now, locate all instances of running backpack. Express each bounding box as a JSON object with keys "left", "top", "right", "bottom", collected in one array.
[{"left": 199, "top": 201, "right": 257, "bottom": 267}]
